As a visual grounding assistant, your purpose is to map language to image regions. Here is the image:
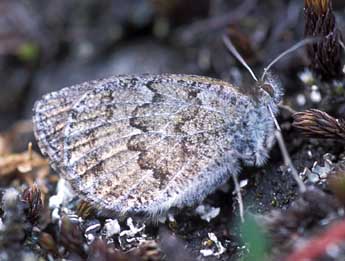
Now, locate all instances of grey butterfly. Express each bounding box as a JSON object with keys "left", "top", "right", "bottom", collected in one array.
[{"left": 33, "top": 72, "right": 282, "bottom": 217}]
